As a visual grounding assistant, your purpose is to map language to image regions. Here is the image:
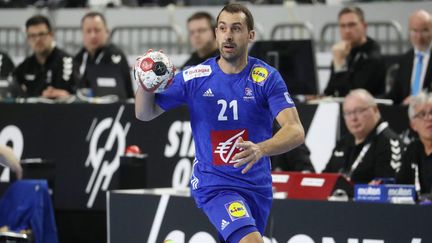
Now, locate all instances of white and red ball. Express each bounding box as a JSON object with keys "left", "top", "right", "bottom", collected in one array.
[{"left": 134, "top": 51, "right": 175, "bottom": 93}]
